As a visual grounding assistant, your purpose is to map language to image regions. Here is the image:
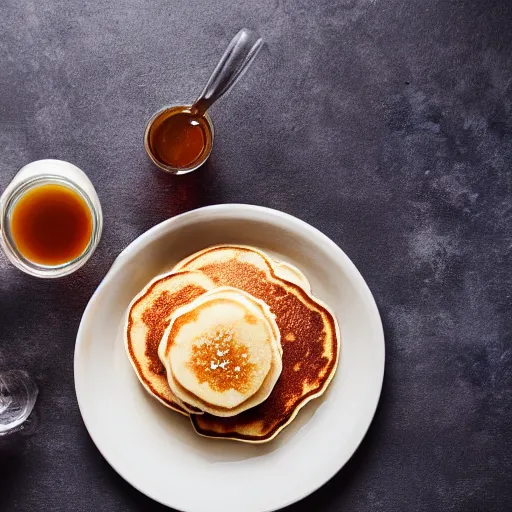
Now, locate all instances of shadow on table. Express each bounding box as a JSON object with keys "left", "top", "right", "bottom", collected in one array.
[
  {"left": 135, "top": 157, "right": 219, "bottom": 234},
  {"left": 0, "top": 433, "right": 33, "bottom": 511}
]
